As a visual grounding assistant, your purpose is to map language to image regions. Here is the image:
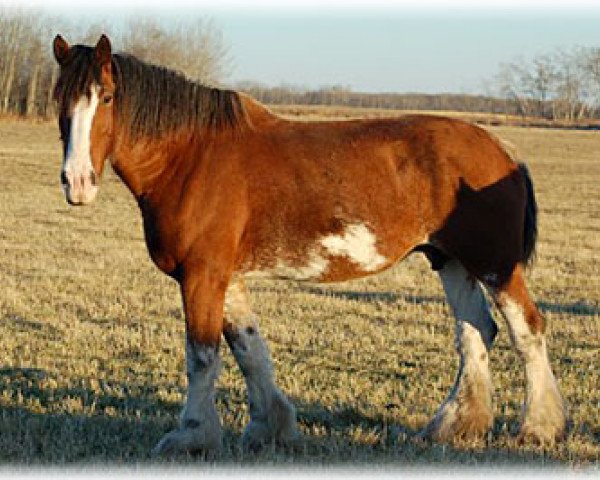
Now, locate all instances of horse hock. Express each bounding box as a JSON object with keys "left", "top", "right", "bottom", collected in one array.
[{"left": 421, "top": 259, "right": 496, "bottom": 441}]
